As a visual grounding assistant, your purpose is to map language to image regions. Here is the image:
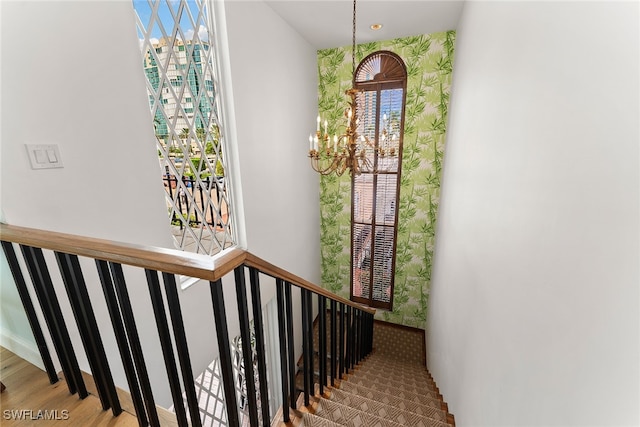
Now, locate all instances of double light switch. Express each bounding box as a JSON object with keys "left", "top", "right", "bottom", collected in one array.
[{"left": 26, "top": 144, "right": 64, "bottom": 169}]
